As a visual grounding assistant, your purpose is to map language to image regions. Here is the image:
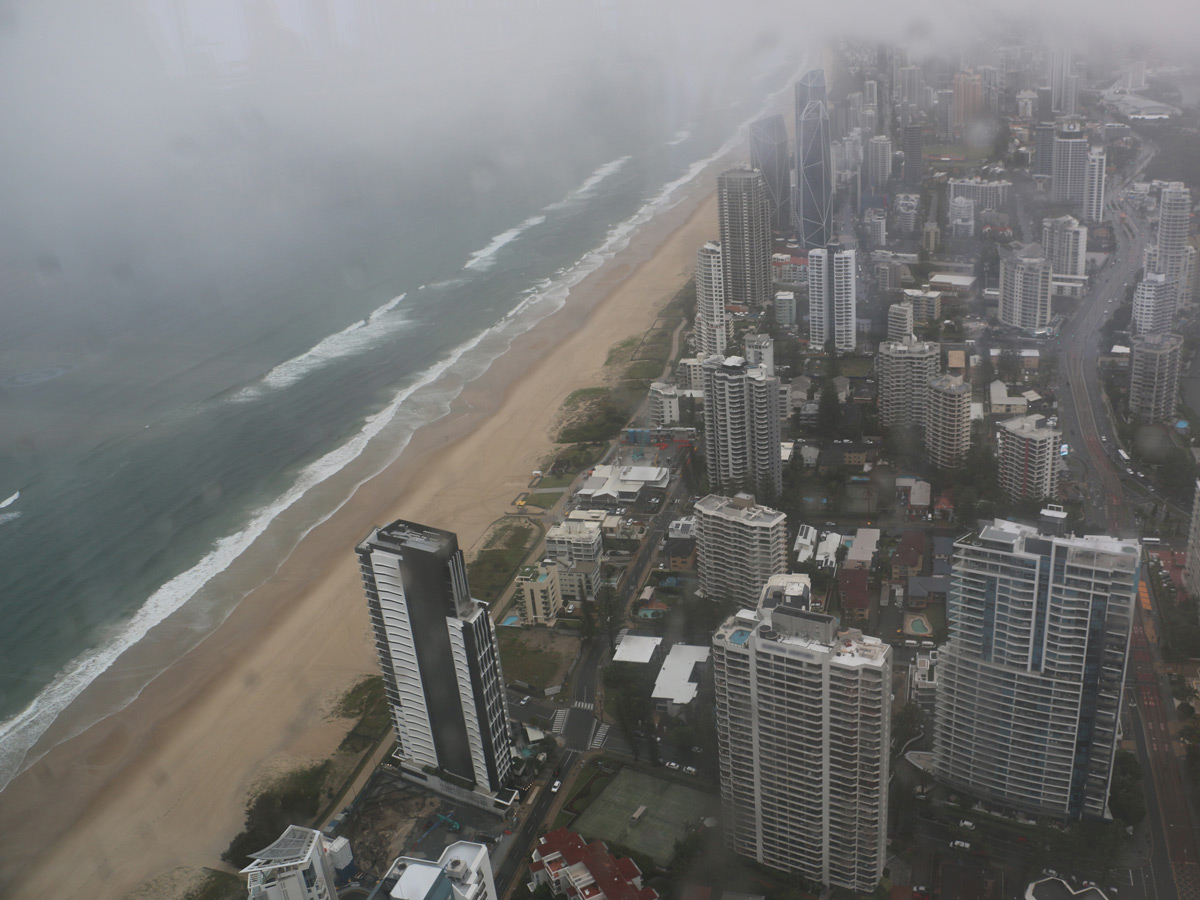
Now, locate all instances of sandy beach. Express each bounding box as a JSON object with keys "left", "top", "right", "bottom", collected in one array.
[{"left": 0, "top": 171, "right": 724, "bottom": 899}]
